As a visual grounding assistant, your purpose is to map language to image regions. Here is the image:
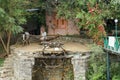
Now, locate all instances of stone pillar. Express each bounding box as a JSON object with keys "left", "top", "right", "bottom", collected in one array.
[
  {"left": 13, "top": 55, "right": 34, "bottom": 80},
  {"left": 71, "top": 53, "right": 89, "bottom": 80}
]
